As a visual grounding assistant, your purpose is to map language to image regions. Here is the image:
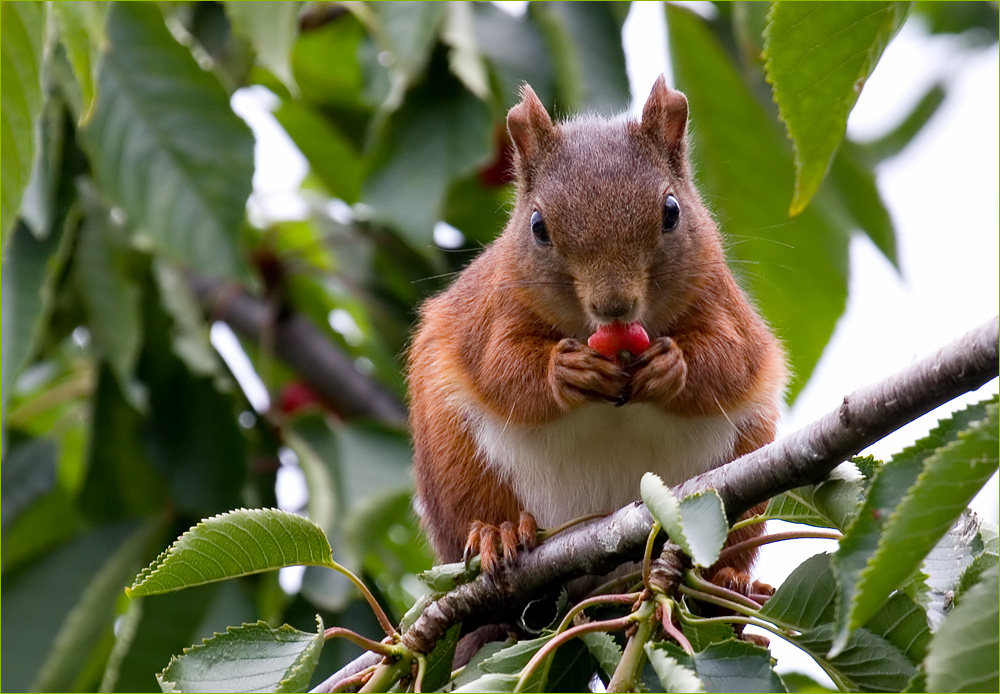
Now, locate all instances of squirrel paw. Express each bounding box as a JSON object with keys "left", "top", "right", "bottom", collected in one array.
[
  {"left": 628, "top": 337, "right": 687, "bottom": 405},
  {"left": 710, "top": 566, "right": 775, "bottom": 605},
  {"left": 549, "top": 338, "right": 629, "bottom": 408},
  {"left": 464, "top": 511, "right": 538, "bottom": 573}
]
